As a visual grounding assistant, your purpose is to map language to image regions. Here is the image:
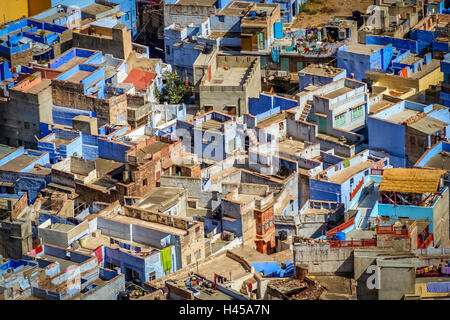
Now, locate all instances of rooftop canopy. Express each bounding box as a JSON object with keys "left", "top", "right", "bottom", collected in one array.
[{"left": 380, "top": 168, "right": 446, "bottom": 193}]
